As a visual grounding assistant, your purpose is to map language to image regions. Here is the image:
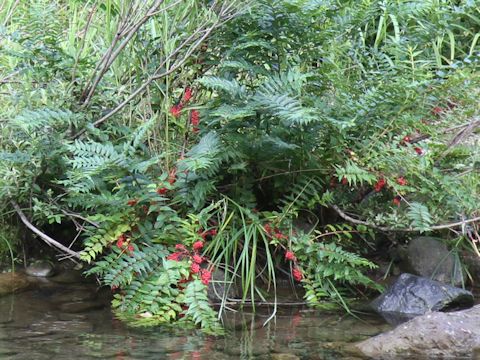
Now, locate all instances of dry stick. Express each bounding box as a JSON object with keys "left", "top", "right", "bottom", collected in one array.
[
  {"left": 11, "top": 202, "right": 81, "bottom": 259},
  {"left": 1, "top": 0, "right": 20, "bottom": 27},
  {"left": 71, "top": 4, "right": 97, "bottom": 84},
  {"left": 81, "top": 0, "right": 165, "bottom": 106},
  {"left": 73, "top": 19, "right": 225, "bottom": 138},
  {"left": 332, "top": 205, "right": 480, "bottom": 232},
  {"left": 80, "top": 1, "right": 137, "bottom": 103}
]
